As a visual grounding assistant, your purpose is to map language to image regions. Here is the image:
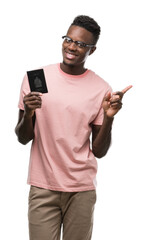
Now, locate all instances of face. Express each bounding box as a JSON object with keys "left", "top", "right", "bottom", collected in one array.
[{"left": 62, "top": 25, "right": 96, "bottom": 68}]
